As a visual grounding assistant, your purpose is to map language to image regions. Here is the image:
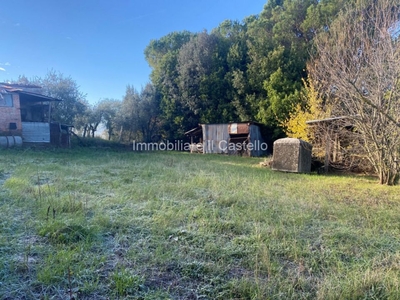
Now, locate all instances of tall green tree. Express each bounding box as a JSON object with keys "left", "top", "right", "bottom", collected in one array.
[
  {"left": 113, "top": 84, "right": 162, "bottom": 143},
  {"left": 145, "top": 31, "right": 194, "bottom": 139},
  {"left": 177, "top": 31, "right": 234, "bottom": 124},
  {"left": 138, "top": 83, "right": 162, "bottom": 142},
  {"left": 38, "top": 70, "right": 87, "bottom": 125},
  {"left": 214, "top": 18, "right": 257, "bottom": 121},
  {"left": 115, "top": 85, "right": 141, "bottom": 142},
  {"left": 96, "top": 98, "right": 121, "bottom": 140},
  {"left": 245, "top": 0, "right": 316, "bottom": 135}
]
